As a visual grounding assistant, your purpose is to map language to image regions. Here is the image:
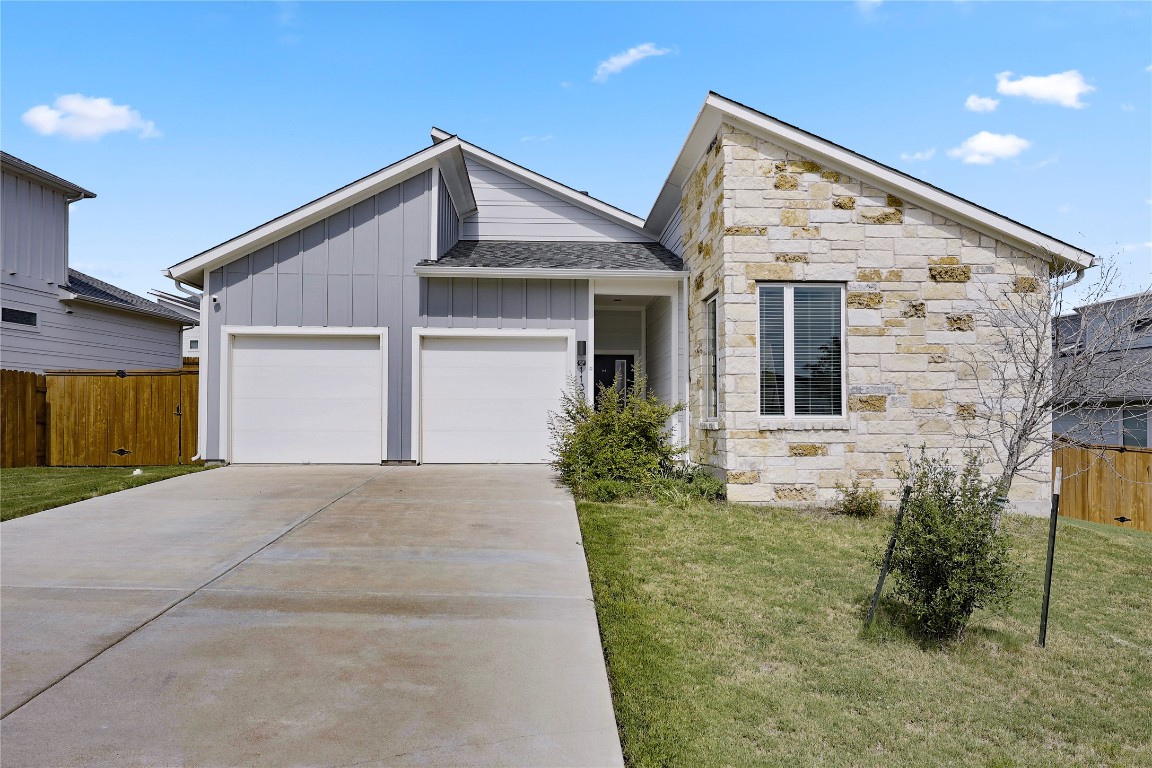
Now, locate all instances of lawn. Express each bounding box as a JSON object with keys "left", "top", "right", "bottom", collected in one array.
[
  {"left": 0, "top": 465, "right": 210, "bottom": 522},
  {"left": 578, "top": 500, "right": 1152, "bottom": 768}
]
